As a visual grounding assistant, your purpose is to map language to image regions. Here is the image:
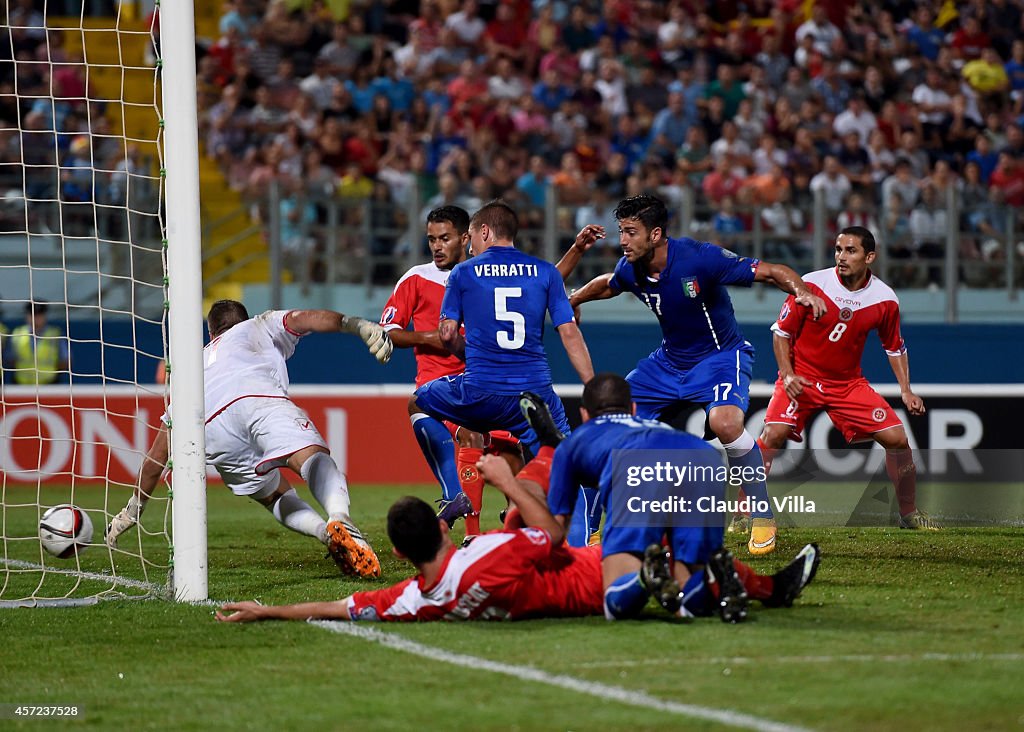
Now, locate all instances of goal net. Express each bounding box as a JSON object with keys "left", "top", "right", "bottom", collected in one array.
[{"left": 0, "top": 5, "right": 202, "bottom": 606}]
